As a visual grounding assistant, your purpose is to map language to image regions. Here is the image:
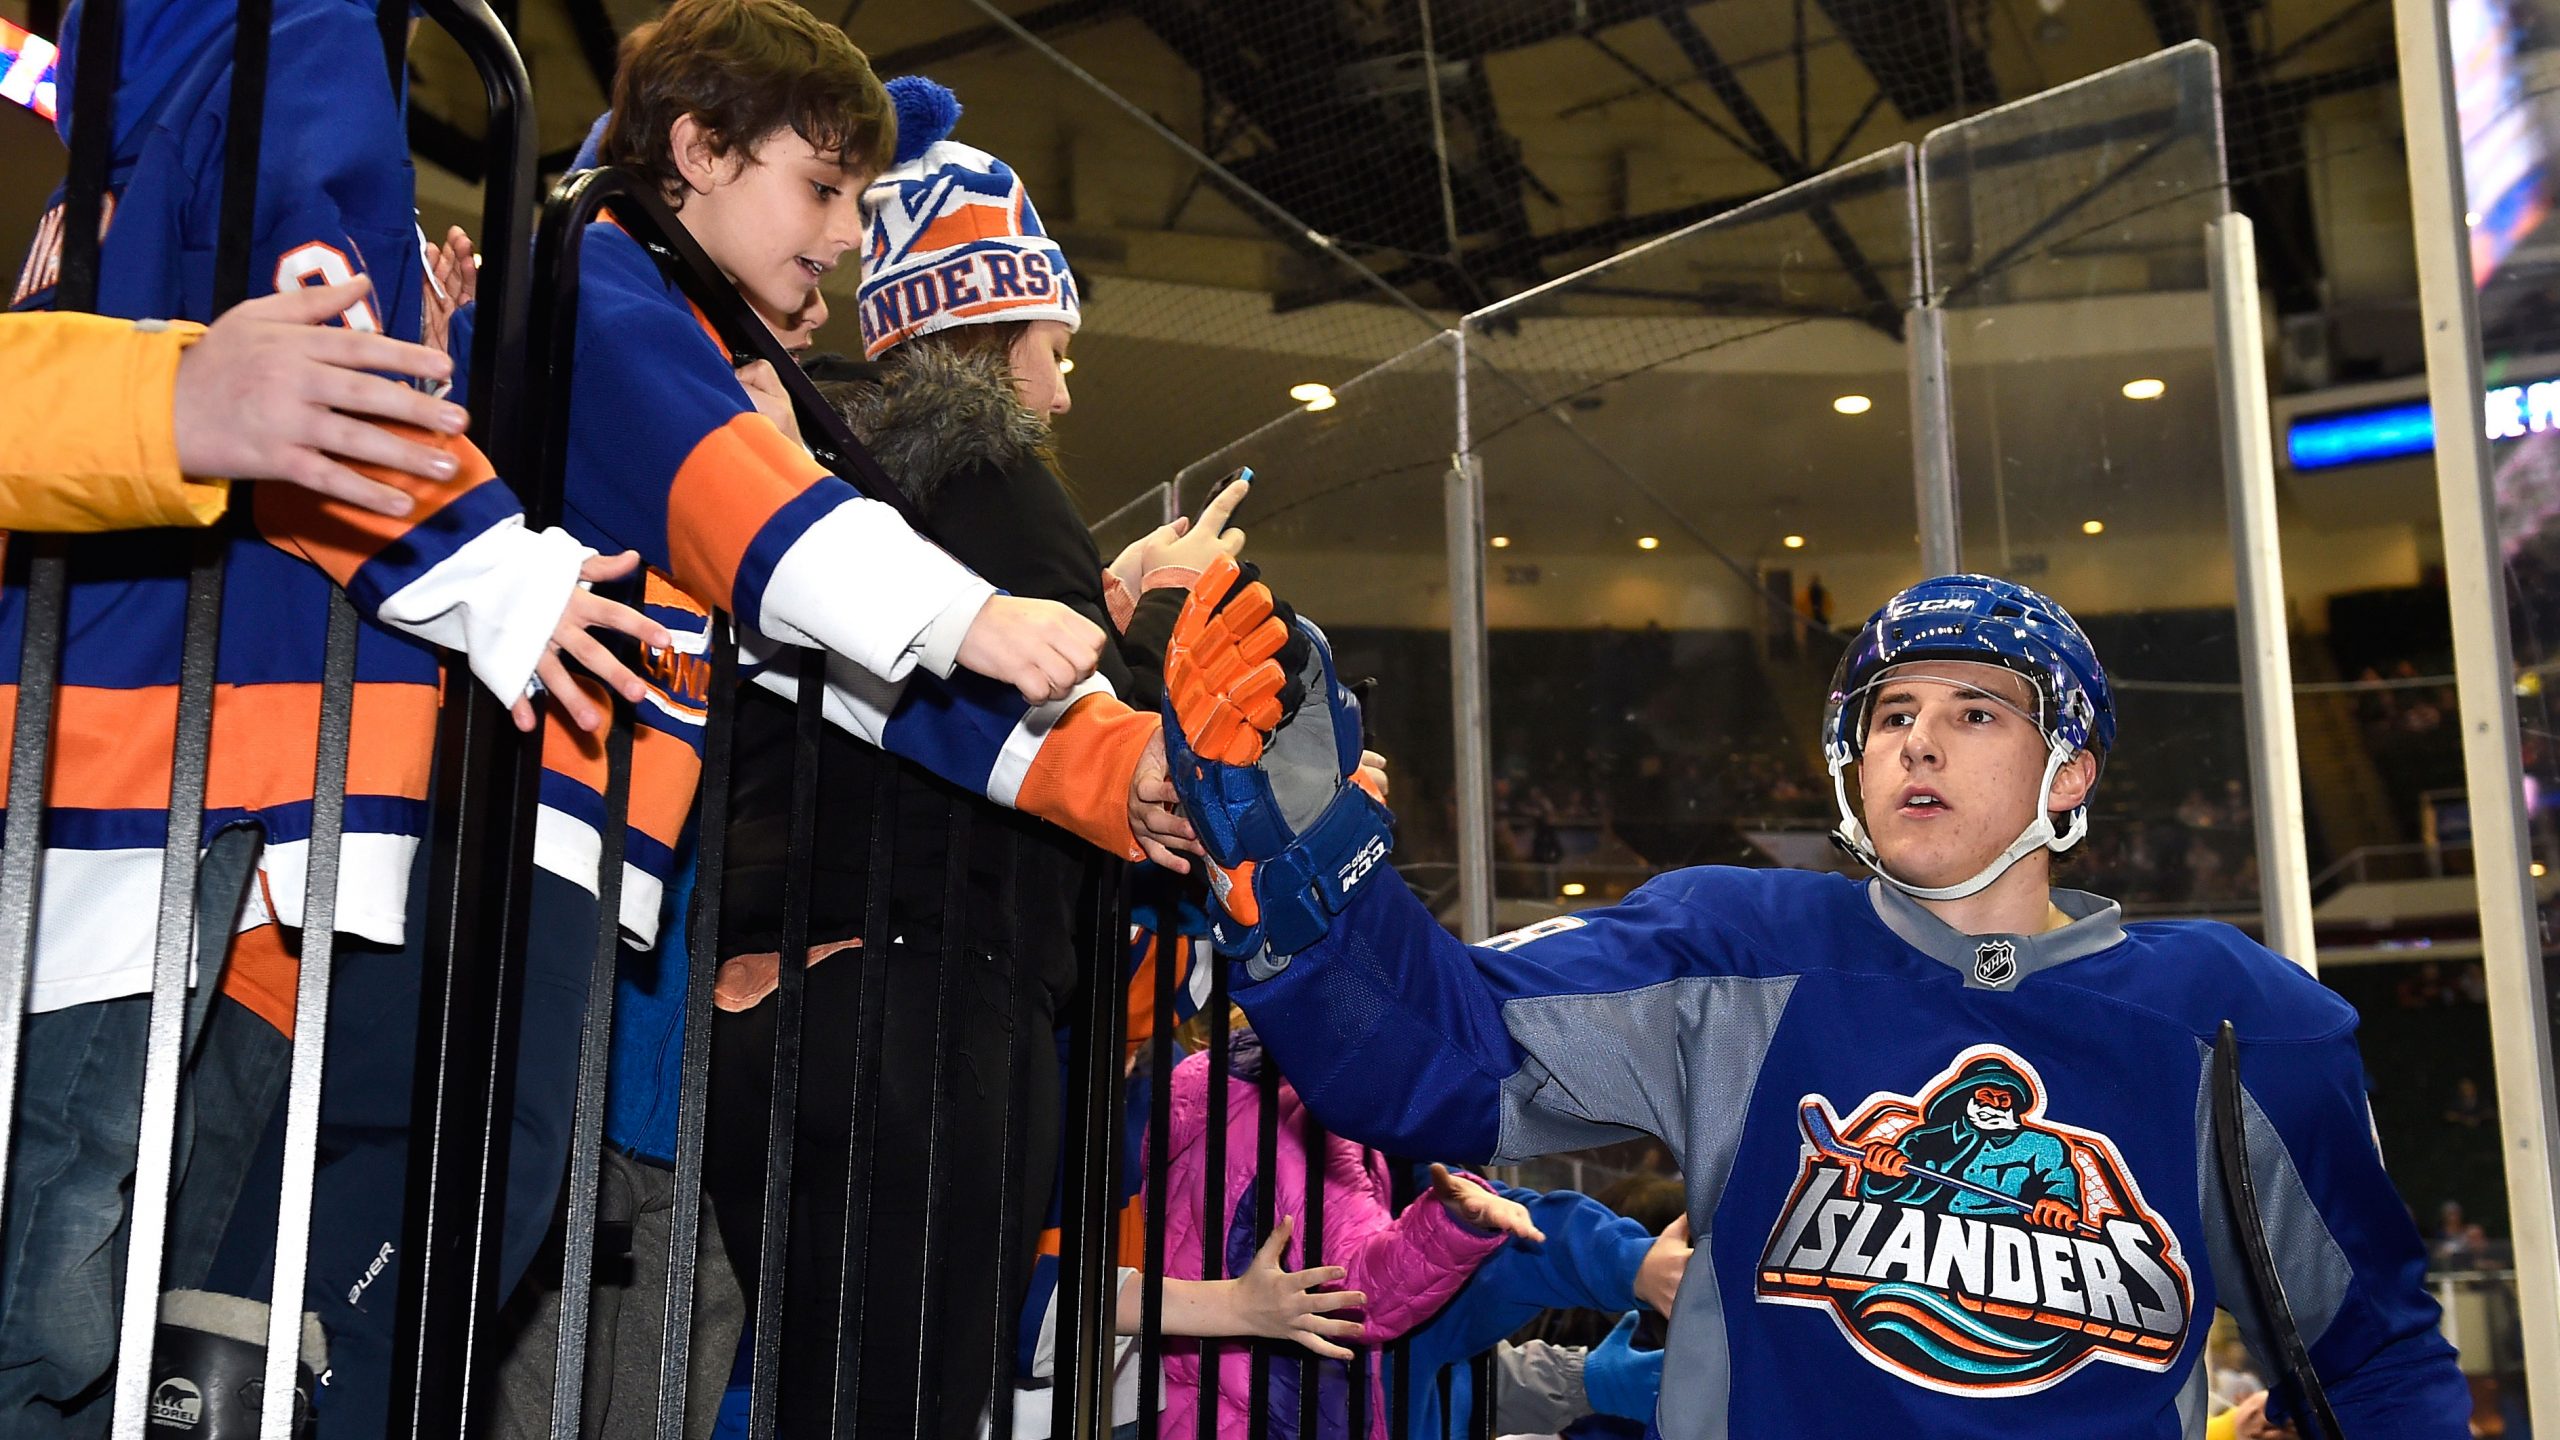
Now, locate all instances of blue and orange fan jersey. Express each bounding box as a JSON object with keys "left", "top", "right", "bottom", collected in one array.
[{"left": 5, "top": 0, "right": 590, "bottom": 1012}]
